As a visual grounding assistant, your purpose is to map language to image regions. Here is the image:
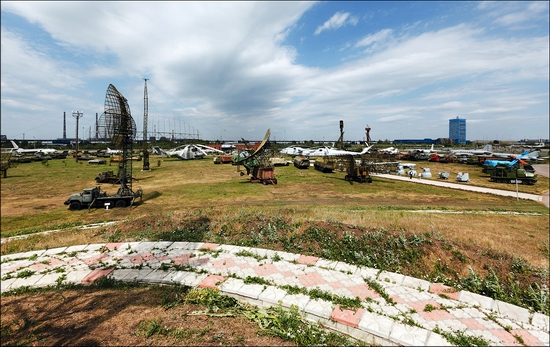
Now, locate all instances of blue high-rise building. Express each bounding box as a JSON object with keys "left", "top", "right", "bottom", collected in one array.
[{"left": 449, "top": 117, "right": 466, "bottom": 144}]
